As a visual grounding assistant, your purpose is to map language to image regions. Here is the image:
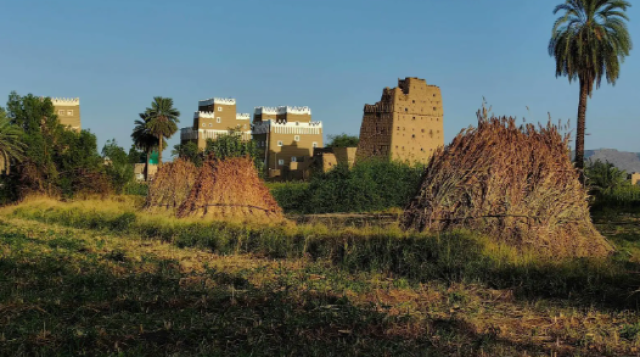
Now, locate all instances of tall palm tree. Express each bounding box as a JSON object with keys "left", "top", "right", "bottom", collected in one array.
[
  {"left": 549, "top": 0, "right": 632, "bottom": 183},
  {"left": 145, "top": 97, "right": 180, "bottom": 169},
  {"left": 131, "top": 113, "right": 158, "bottom": 181},
  {"left": 0, "top": 115, "right": 26, "bottom": 175}
]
